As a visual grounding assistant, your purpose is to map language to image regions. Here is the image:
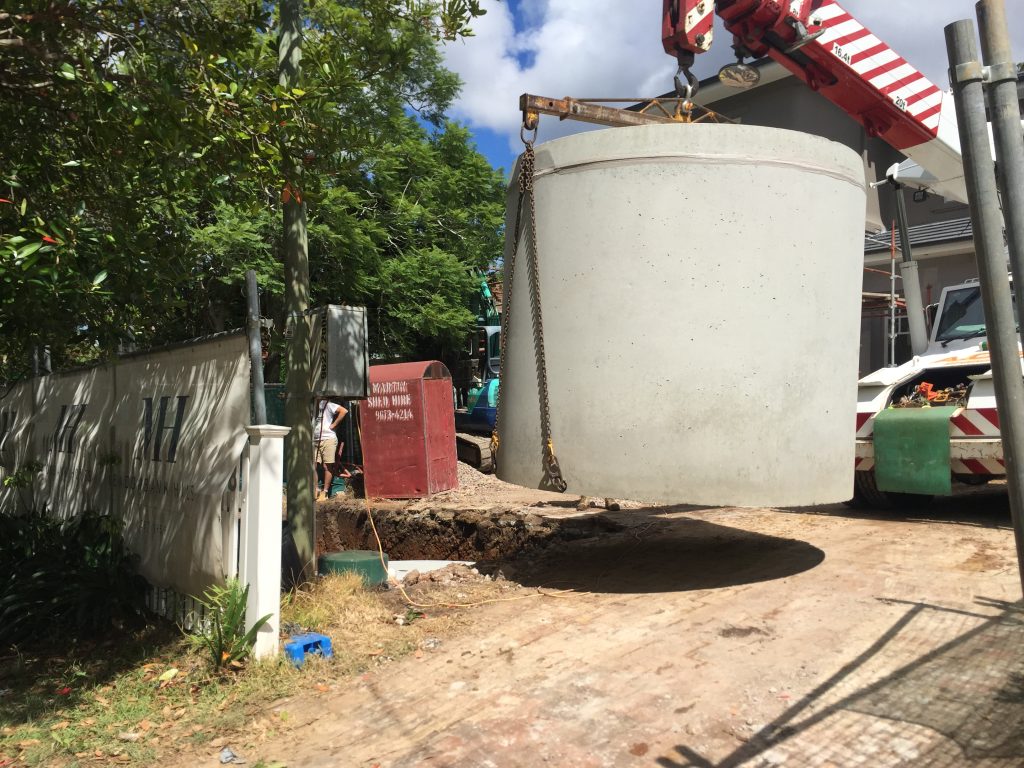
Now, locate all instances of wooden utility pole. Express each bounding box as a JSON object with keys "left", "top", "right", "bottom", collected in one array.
[{"left": 279, "top": 0, "right": 315, "bottom": 579}]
